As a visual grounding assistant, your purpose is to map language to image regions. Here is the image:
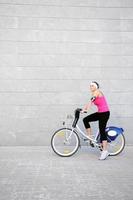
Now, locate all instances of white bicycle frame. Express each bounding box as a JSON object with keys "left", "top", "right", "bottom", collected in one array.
[
  {"left": 76, "top": 125, "right": 98, "bottom": 142},
  {"left": 64, "top": 112, "right": 101, "bottom": 148},
  {"left": 65, "top": 123, "right": 100, "bottom": 148}
]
